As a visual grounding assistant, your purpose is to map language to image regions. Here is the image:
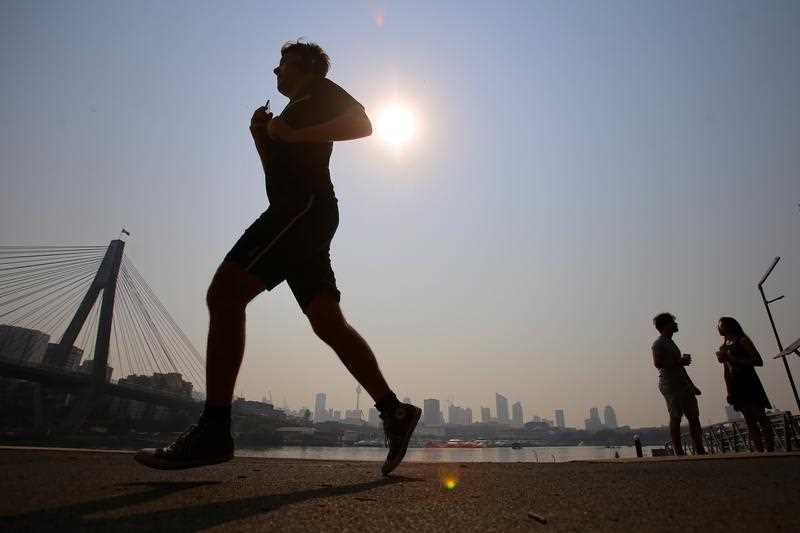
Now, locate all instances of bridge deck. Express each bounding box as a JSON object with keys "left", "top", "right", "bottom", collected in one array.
[{"left": 1, "top": 448, "right": 799, "bottom": 532}]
